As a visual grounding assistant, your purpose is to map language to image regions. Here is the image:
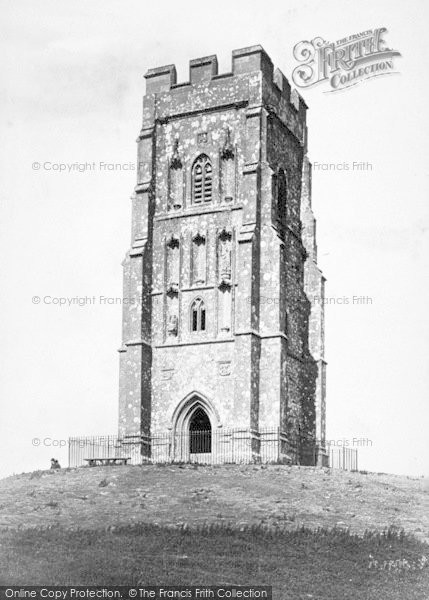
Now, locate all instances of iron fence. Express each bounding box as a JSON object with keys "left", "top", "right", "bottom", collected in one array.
[
  {"left": 68, "top": 430, "right": 358, "bottom": 470},
  {"left": 149, "top": 428, "right": 289, "bottom": 465},
  {"left": 69, "top": 428, "right": 295, "bottom": 467},
  {"left": 328, "top": 445, "right": 358, "bottom": 471}
]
